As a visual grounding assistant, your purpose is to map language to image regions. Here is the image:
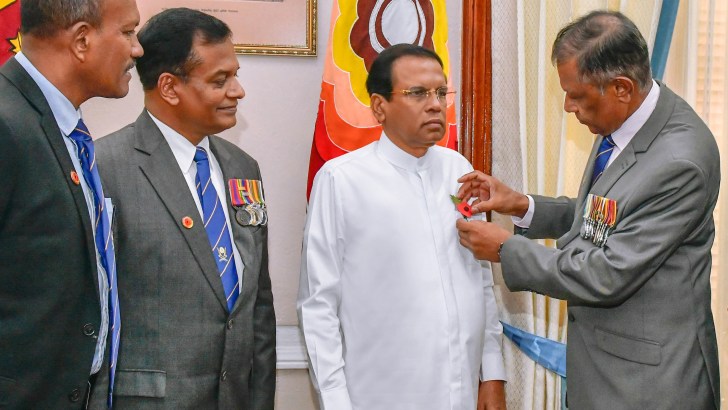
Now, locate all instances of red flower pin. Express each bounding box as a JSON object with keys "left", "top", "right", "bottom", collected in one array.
[{"left": 450, "top": 195, "right": 472, "bottom": 219}]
